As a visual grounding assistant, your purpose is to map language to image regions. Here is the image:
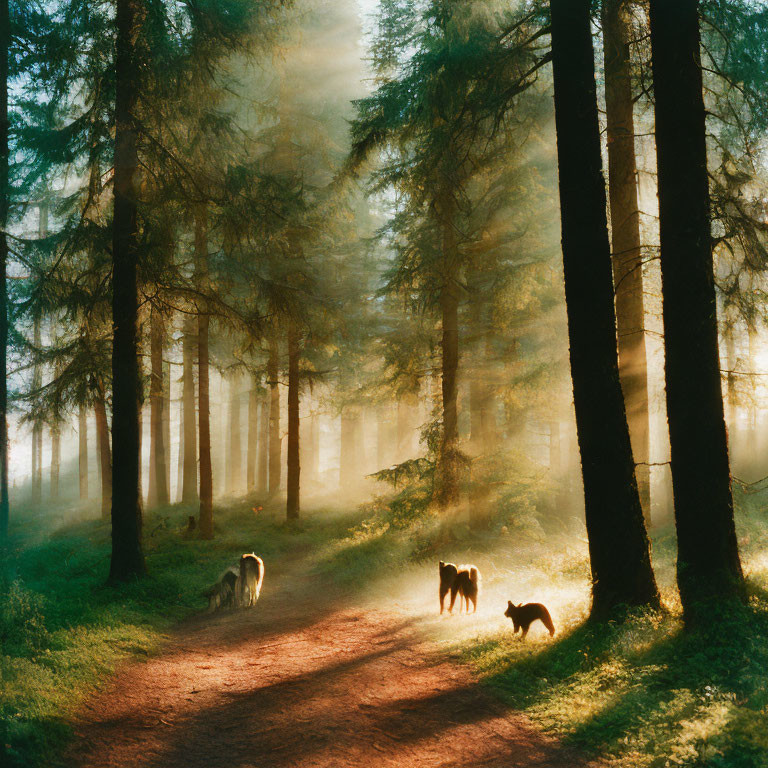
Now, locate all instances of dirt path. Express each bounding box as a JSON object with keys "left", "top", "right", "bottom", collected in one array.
[{"left": 65, "top": 558, "right": 599, "bottom": 768}]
